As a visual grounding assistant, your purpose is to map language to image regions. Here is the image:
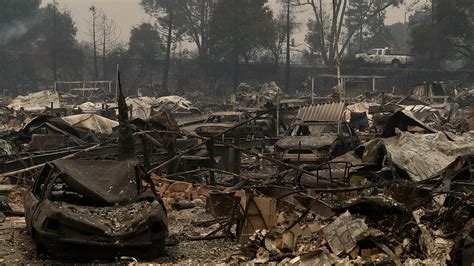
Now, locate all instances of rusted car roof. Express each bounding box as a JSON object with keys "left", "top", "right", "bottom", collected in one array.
[
  {"left": 211, "top": 111, "right": 244, "bottom": 116},
  {"left": 295, "top": 102, "right": 345, "bottom": 122},
  {"left": 275, "top": 135, "right": 338, "bottom": 149}
]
